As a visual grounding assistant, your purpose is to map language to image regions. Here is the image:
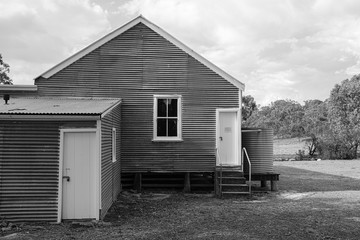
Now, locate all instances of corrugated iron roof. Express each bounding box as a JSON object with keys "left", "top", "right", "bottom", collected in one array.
[{"left": 0, "top": 97, "right": 121, "bottom": 115}]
